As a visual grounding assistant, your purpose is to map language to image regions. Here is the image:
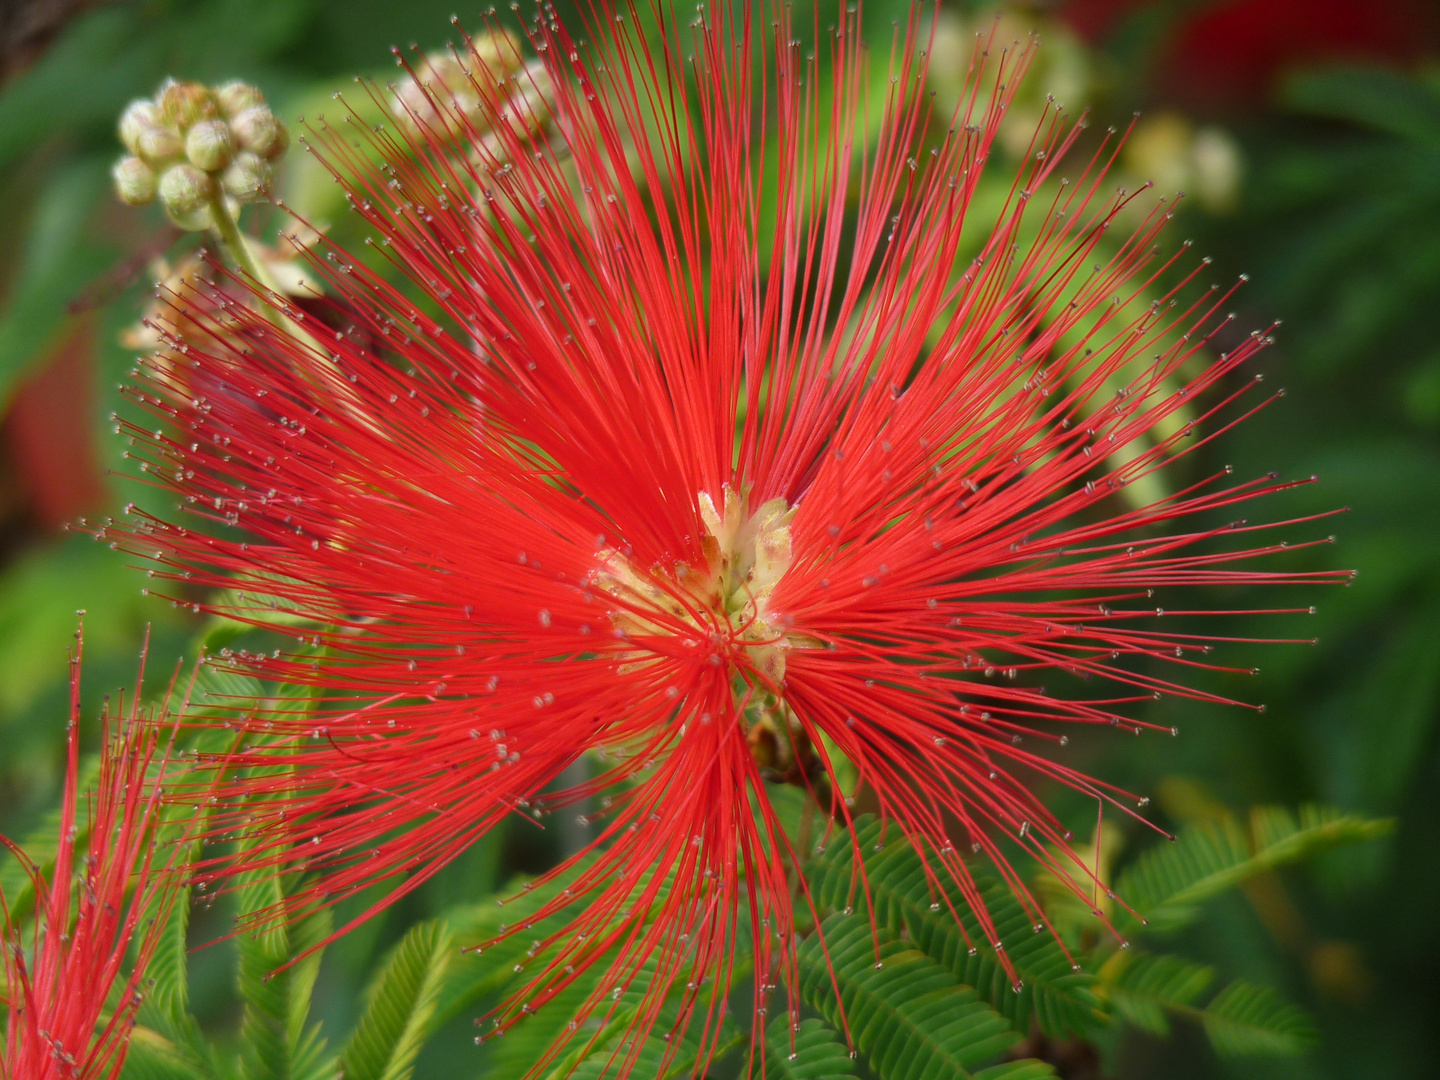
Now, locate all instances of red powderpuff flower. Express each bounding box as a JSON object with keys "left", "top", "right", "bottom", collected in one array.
[
  {"left": 110, "top": 1, "right": 1346, "bottom": 1071},
  {"left": 1, "top": 635, "right": 192, "bottom": 1080}
]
